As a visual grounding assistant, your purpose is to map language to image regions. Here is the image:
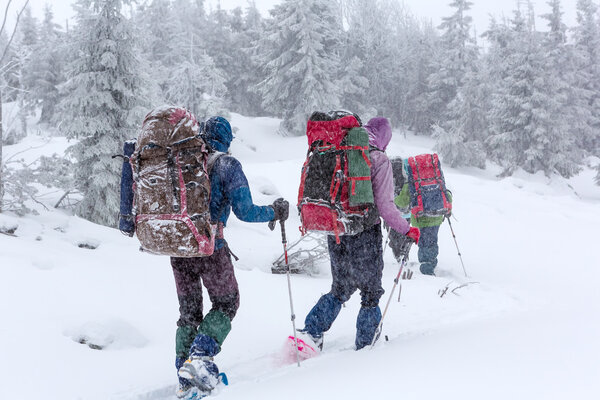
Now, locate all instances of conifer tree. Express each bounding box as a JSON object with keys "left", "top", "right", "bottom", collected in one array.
[
  {"left": 485, "top": 10, "right": 535, "bottom": 176},
  {"left": 253, "top": 0, "right": 342, "bottom": 135},
  {"left": 164, "top": 52, "right": 228, "bottom": 118},
  {"left": 226, "top": 2, "right": 267, "bottom": 116},
  {"left": 29, "top": 5, "right": 65, "bottom": 123},
  {"left": 402, "top": 22, "right": 439, "bottom": 133},
  {"left": 56, "top": 0, "right": 147, "bottom": 226},
  {"left": 485, "top": 3, "right": 581, "bottom": 178},
  {"left": 572, "top": 0, "right": 600, "bottom": 155},
  {"left": 12, "top": 6, "right": 38, "bottom": 140},
  {"left": 134, "top": 0, "right": 180, "bottom": 99},
  {"left": 426, "top": 0, "right": 478, "bottom": 128},
  {"left": 434, "top": 58, "right": 489, "bottom": 169},
  {"left": 533, "top": 0, "right": 582, "bottom": 177},
  {"left": 342, "top": 0, "right": 418, "bottom": 122}
]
